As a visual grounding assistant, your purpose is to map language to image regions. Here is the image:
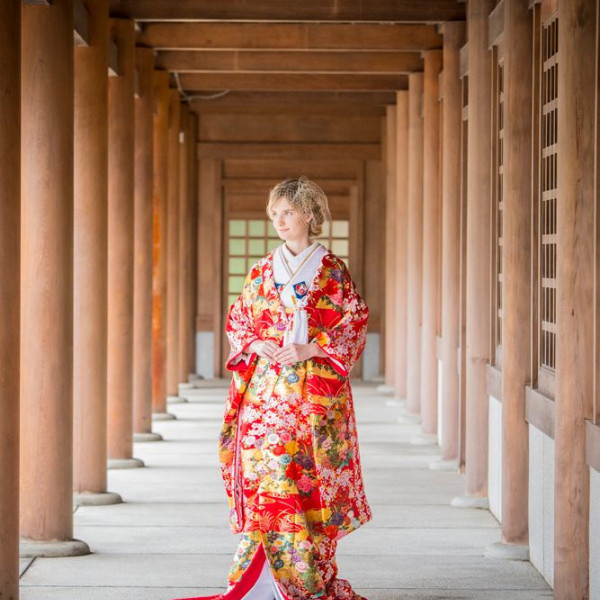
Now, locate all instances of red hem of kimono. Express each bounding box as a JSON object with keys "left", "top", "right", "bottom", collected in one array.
[{"left": 170, "top": 543, "right": 292, "bottom": 600}]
